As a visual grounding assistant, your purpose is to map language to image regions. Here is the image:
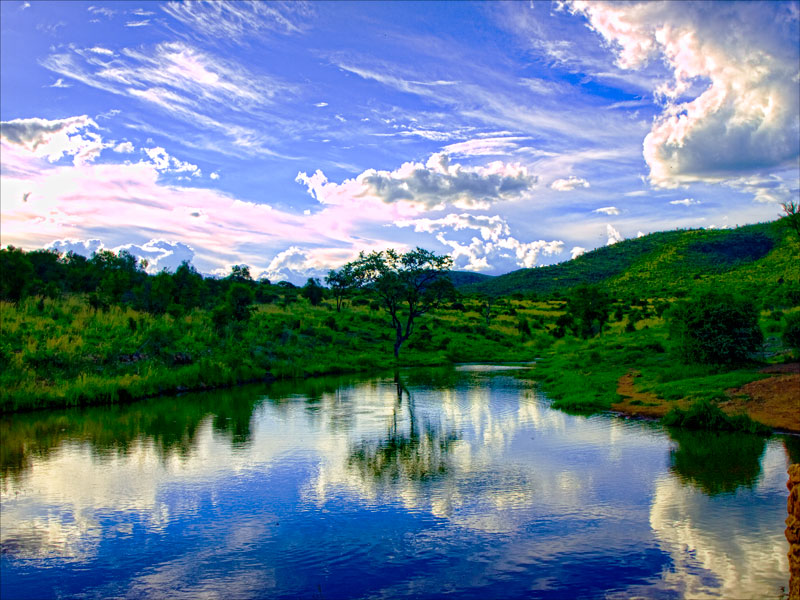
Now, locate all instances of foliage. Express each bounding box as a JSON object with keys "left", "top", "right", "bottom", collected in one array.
[
  {"left": 784, "top": 311, "right": 800, "bottom": 354},
  {"left": 661, "top": 399, "right": 771, "bottom": 434},
  {"left": 301, "top": 278, "right": 324, "bottom": 307},
  {"left": 667, "top": 291, "right": 763, "bottom": 365},
  {"left": 562, "top": 284, "right": 612, "bottom": 338},
  {"left": 325, "top": 264, "right": 356, "bottom": 312},
  {"left": 343, "top": 248, "right": 454, "bottom": 358},
  {"left": 460, "top": 220, "right": 795, "bottom": 302}
]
